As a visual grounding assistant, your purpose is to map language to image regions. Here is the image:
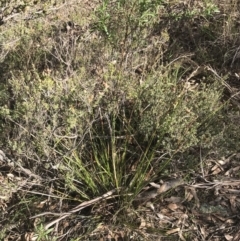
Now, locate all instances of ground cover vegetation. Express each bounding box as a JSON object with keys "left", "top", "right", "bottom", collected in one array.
[{"left": 0, "top": 0, "right": 240, "bottom": 240}]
